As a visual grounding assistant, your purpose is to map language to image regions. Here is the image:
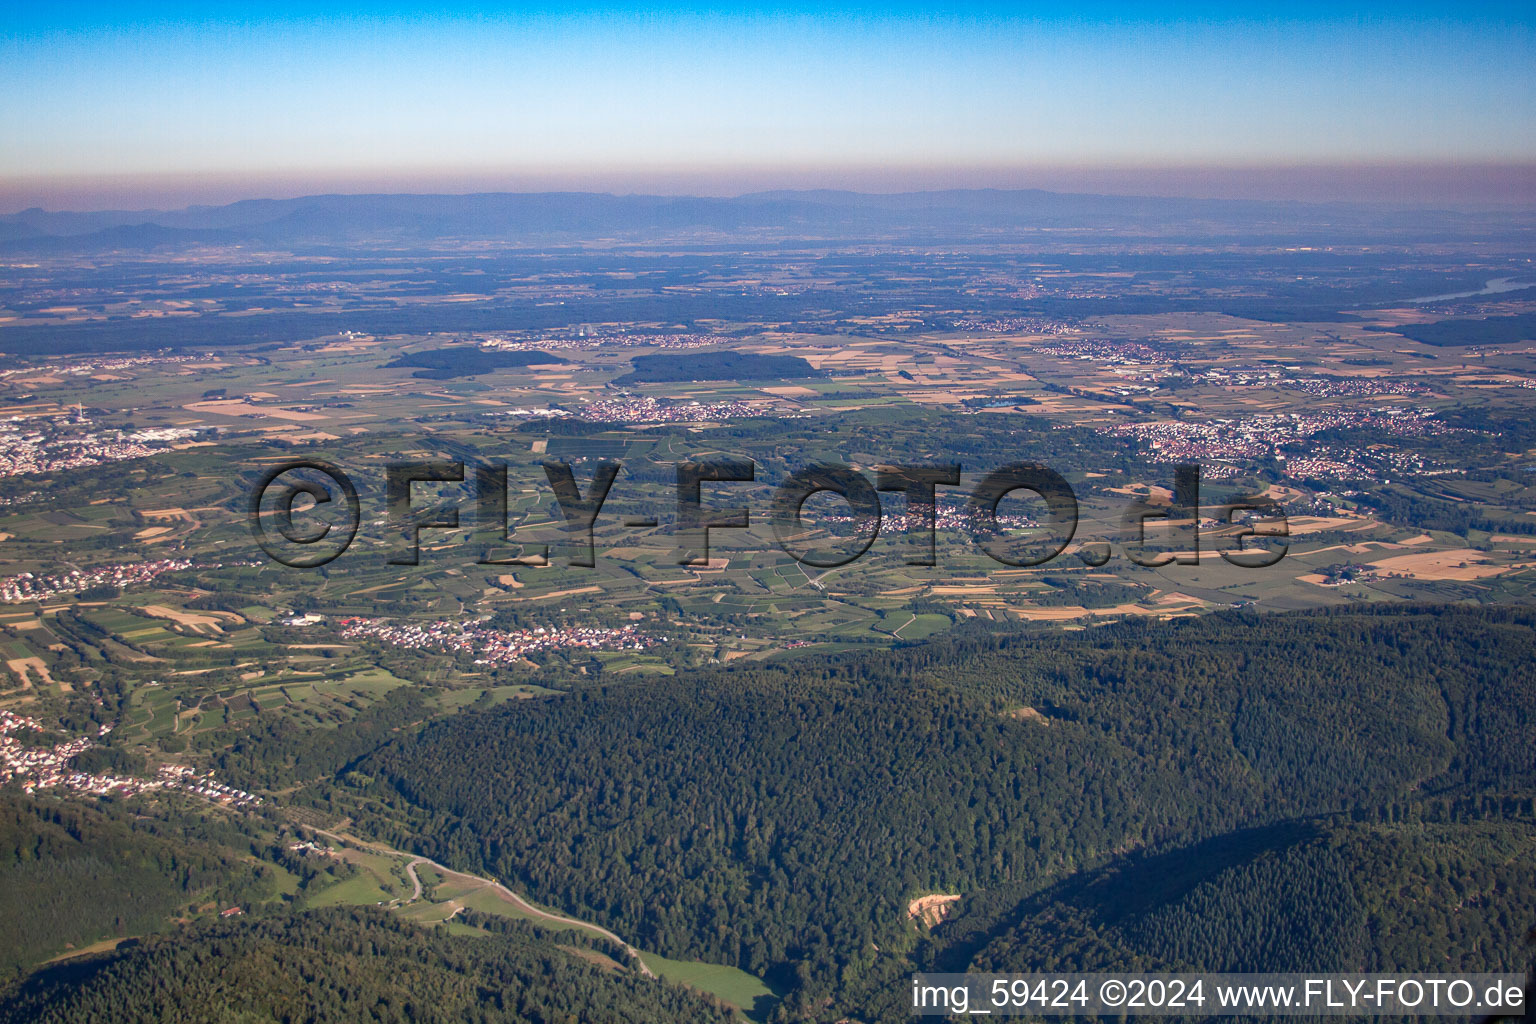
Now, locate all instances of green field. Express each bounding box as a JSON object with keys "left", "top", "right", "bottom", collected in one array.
[
  {"left": 638, "top": 951, "right": 780, "bottom": 1021},
  {"left": 300, "top": 872, "right": 393, "bottom": 909}
]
